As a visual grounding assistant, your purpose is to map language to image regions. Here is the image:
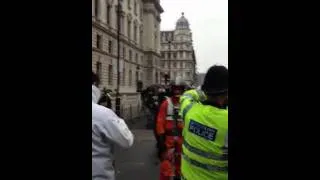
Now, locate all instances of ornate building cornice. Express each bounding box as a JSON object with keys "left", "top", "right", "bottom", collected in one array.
[{"left": 142, "top": 0, "right": 164, "bottom": 13}]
